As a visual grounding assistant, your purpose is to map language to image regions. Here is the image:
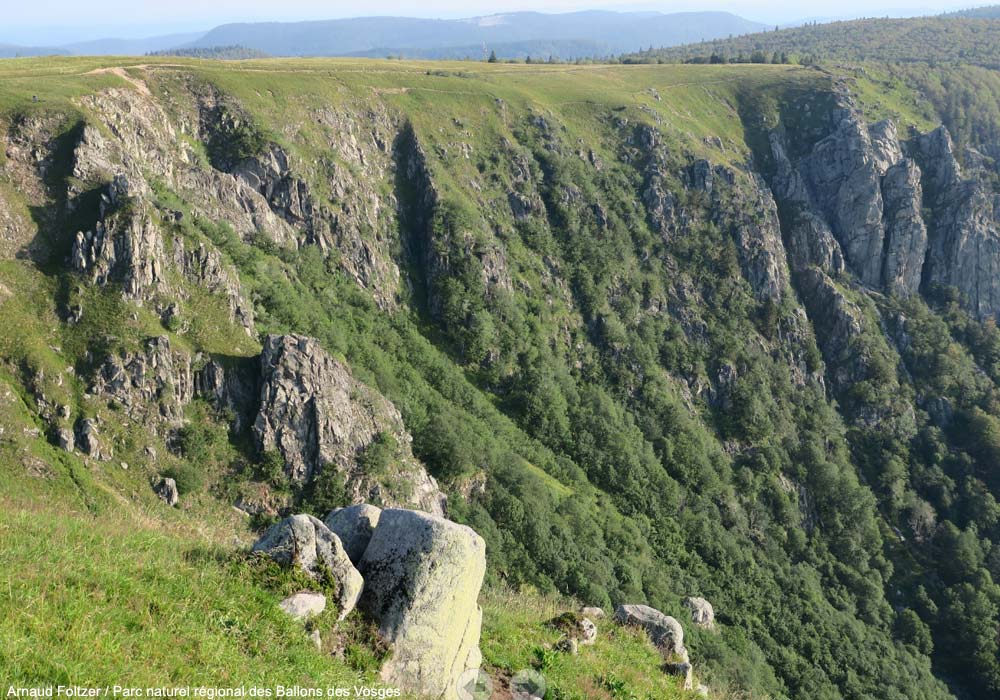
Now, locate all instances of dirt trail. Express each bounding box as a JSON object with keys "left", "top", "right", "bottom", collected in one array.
[{"left": 86, "top": 66, "right": 152, "bottom": 95}]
